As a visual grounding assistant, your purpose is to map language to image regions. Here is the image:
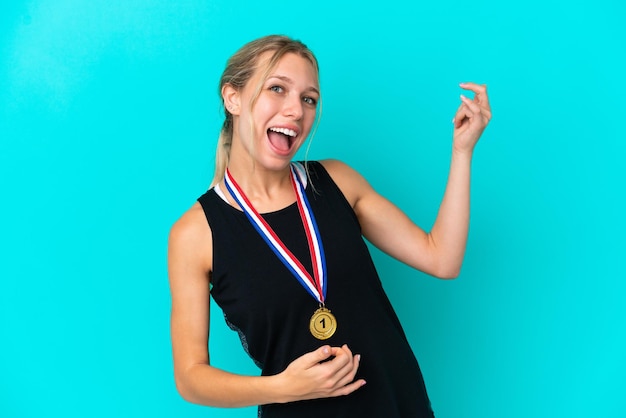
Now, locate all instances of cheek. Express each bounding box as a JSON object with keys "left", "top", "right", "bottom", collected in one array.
[
  {"left": 304, "top": 110, "right": 317, "bottom": 129},
  {"left": 249, "top": 101, "right": 275, "bottom": 128}
]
